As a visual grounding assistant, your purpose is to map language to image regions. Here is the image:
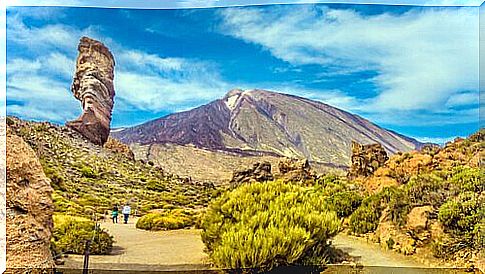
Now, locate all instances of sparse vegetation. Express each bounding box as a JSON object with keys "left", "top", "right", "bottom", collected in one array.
[
  {"left": 346, "top": 130, "right": 484, "bottom": 266},
  {"left": 8, "top": 117, "right": 216, "bottom": 218}
]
